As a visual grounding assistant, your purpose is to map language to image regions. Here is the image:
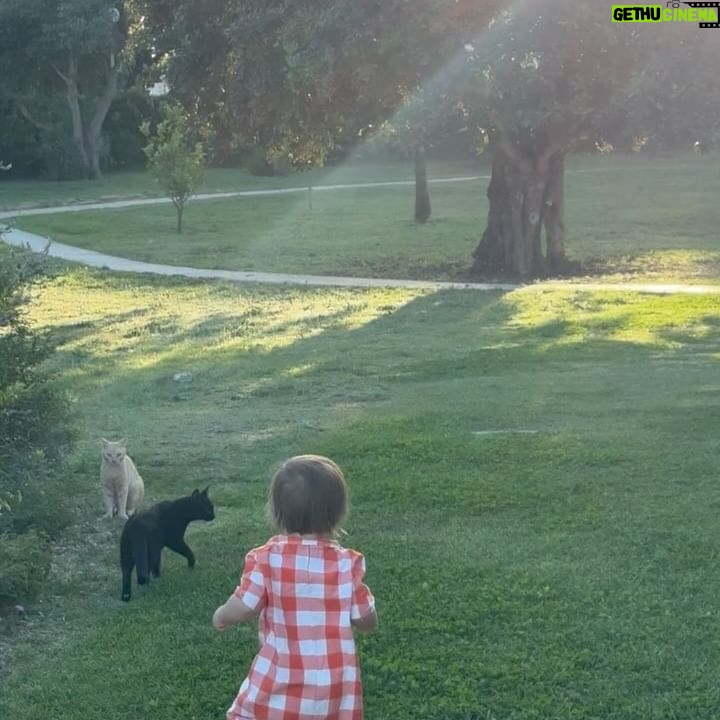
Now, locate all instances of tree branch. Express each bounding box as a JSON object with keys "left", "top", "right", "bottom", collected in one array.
[
  {"left": 88, "top": 61, "right": 122, "bottom": 141},
  {"left": 540, "top": 110, "right": 595, "bottom": 163},
  {"left": 50, "top": 62, "right": 70, "bottom": 85},
  {"left": 51, "top": 54, "right": 79, "bottom": 86},
  {"left": 13, "top": 97, "right": 54, "bottom": 132},
  {"left": 0, "top": 83, "right": 54, "bottom": 132},
  {"left": 489, "top": 110, "right": 531, "bottom": 174}
]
